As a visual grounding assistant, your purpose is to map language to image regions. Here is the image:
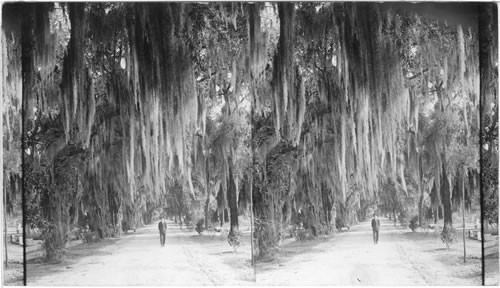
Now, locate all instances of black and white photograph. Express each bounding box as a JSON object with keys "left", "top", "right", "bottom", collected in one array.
[{"left": 1, "top": 1, "right": 498, "bottom": 286}]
